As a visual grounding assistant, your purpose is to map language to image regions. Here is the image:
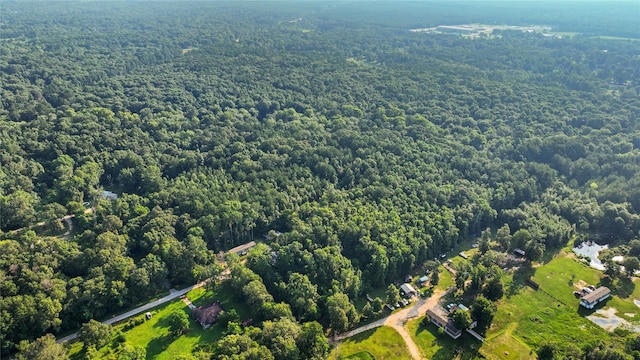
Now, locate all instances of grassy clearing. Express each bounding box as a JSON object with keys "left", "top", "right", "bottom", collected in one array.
[
  {"left": 532, "top": 253, "right": 602, "bottom": 305},
  {"left": 328, "top": 326, "right": 408, "bottom": 360},
  {"left": 69, "top": 283, "right": 249, "bottom": 359},
  {"left": 480, "top": 322, "right": 531, "bottom": 360},
  {"left": 492, "top": 277, "right": 606, "bottom": 349},
  {"left": 407, "top": 316, "right": 483, "bottom": 360}
]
